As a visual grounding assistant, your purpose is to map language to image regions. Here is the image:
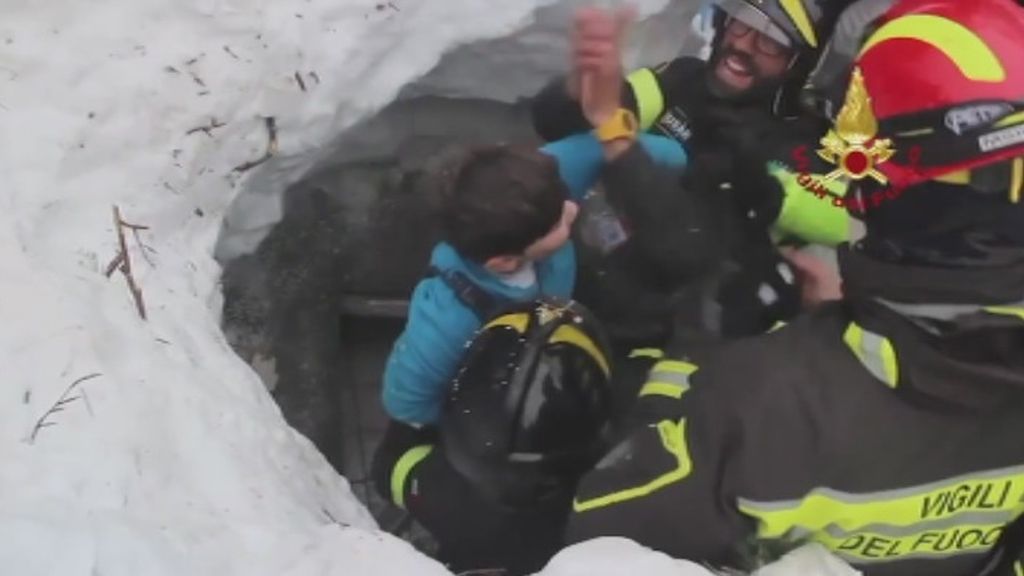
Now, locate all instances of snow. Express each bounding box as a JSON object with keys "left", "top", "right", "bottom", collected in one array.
[{"left": 0, "top": 0, "right": 853, "bottom": 574}]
